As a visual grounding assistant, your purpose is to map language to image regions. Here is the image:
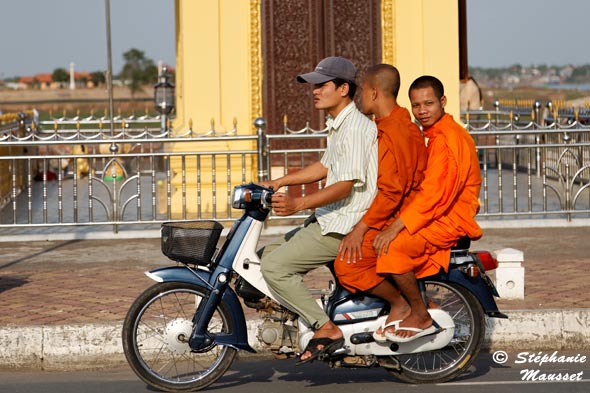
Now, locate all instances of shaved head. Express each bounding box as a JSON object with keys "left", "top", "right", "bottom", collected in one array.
[{"left": 364, "top": 64, "right": 401, "bottom": 99}]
